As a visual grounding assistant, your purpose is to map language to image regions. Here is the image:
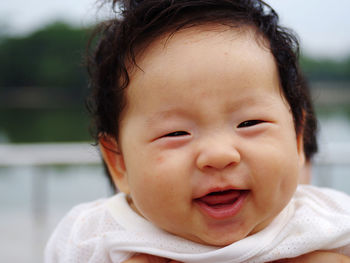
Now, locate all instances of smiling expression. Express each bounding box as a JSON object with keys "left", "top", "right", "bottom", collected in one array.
[{"left": 106, "top": 25, "right": 304, "bottom": 246}]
